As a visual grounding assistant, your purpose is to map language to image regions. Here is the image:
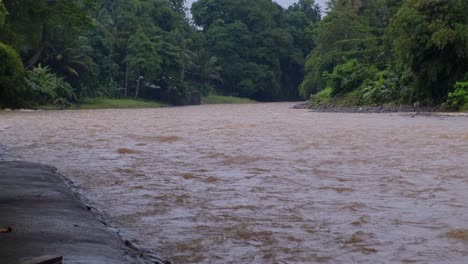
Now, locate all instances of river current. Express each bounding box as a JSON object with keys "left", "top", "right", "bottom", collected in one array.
[{"left": 1, "top": 103, "right": 467, "bottom": 263}]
